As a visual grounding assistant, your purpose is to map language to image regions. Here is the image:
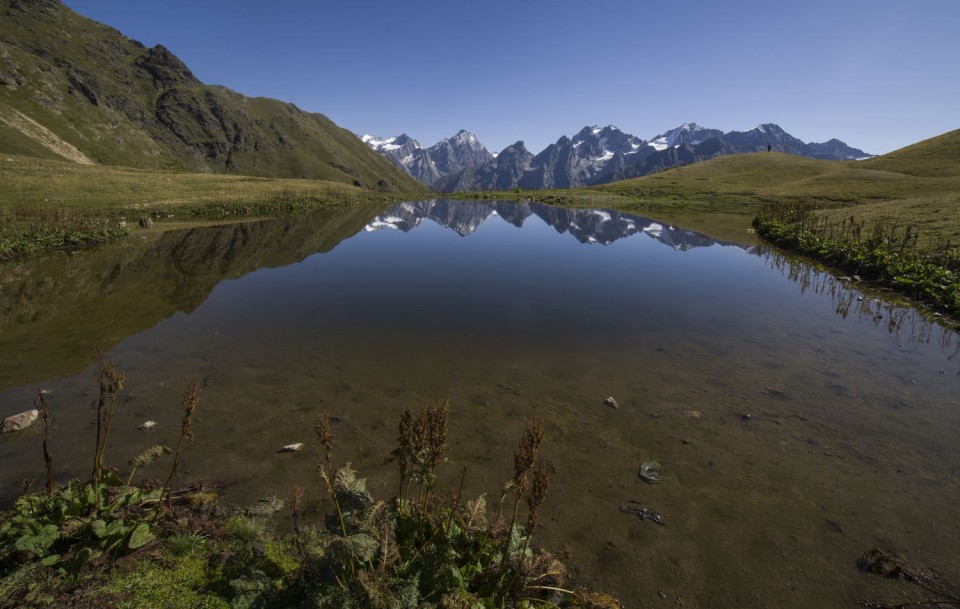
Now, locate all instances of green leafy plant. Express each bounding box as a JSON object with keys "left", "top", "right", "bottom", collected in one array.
[{"left": 0, "top": 476, "right": 158, "bottom": 572}]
